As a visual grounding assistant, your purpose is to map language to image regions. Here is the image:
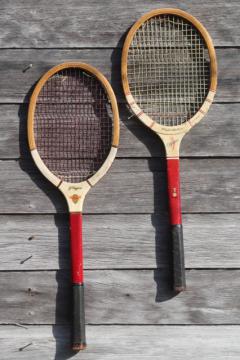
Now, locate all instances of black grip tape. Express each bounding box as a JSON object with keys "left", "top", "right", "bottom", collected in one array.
[
  {"left": 172, "top": 224, "right": 186, "bottom": 292},
  {"left": 72, "top": 284, "right": 86, "bottom": 351}
]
